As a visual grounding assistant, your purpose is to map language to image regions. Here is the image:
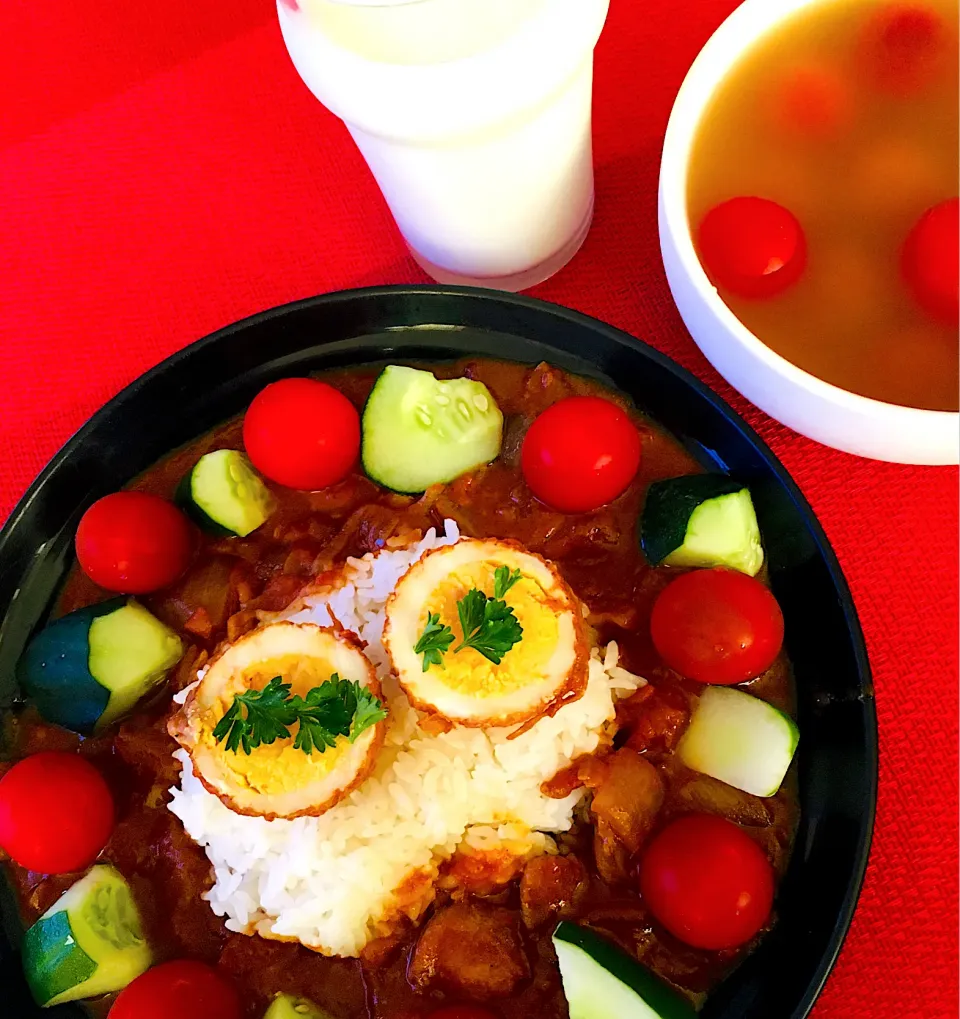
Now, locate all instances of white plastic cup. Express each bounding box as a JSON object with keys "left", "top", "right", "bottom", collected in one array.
[{"left": 278, "top": 0, "right": 611, "bottom": 290}]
